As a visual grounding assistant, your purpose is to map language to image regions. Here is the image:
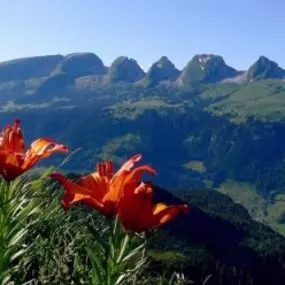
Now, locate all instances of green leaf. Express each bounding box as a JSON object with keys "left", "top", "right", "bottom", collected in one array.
[{"left": 8, "top": 228, "right": 28, "bottom": 247}]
